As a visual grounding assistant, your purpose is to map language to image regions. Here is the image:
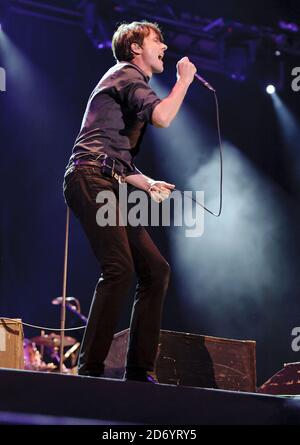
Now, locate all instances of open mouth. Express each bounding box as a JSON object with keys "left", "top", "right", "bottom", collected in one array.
[{"left": 158, "top": 55, "right": 164, "bottom": 61}]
